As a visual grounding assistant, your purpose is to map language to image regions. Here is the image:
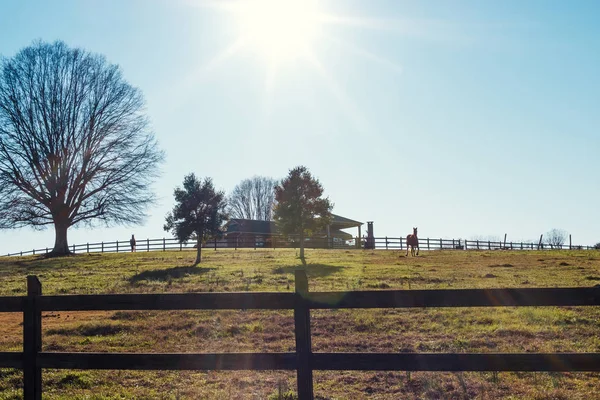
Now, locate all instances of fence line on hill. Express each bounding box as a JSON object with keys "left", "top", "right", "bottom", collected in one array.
[
  {"left": 1, "top": 274, "right": 599, "bottom": 399},
  {"left": 3, "top": 235, "right": 596, "bottom": 257}
]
